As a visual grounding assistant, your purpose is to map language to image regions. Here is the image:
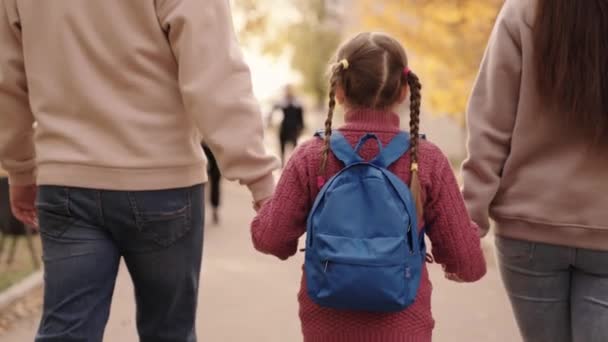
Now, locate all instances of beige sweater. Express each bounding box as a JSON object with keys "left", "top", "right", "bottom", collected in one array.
[
  {"left": 463, "top": 0, "right": 608, "bottom": 251},
  {"left": 0, "top": 0, "right": 279, "bottom": 201}
]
